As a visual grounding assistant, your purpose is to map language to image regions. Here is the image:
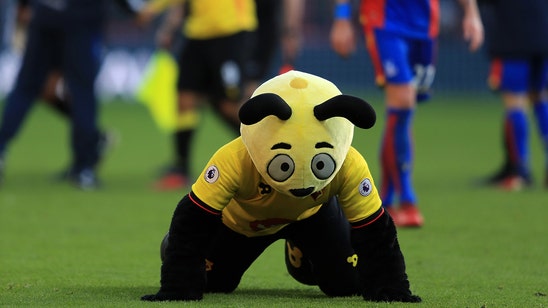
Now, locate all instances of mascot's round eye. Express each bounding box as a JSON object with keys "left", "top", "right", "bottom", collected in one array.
[
  {"left": 267, "top": 154, "right": 295, "bottom": 182},
  {"left": 311, "top": 153, "right": 336, "bottom": 180}
]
